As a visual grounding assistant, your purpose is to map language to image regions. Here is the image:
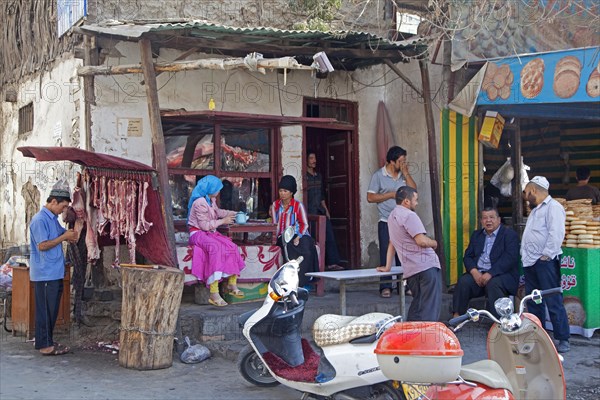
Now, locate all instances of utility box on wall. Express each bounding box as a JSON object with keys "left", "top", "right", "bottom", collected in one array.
[{"left": 479, "top": 111, "right": 505, "bottom": 149}]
